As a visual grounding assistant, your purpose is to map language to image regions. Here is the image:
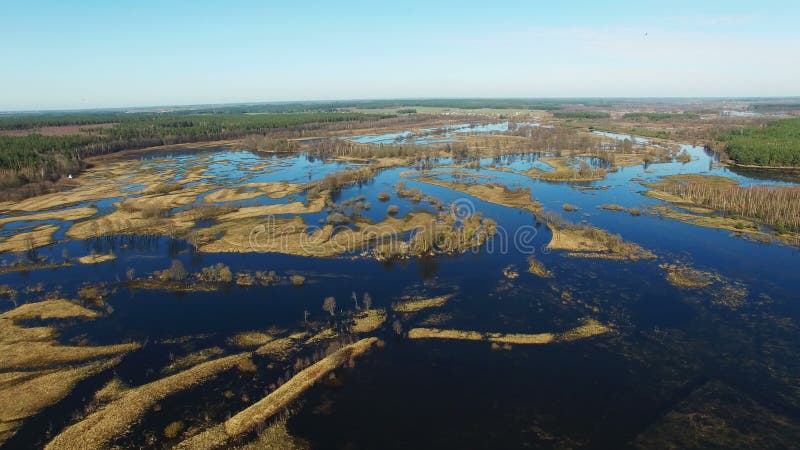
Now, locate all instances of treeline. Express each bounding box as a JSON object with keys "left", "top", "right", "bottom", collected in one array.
[
  {"left": 723, "top": 117, "right": 800, "bottom": 166},
  {"left": 623, "top": 112, "right": 699, "bottom": 121},
  {"left": 0, "top": 112, "right": 385, "bottom": 190},
  {"left": 552, "top": 111, "right": 611, "bottom": 119}
]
